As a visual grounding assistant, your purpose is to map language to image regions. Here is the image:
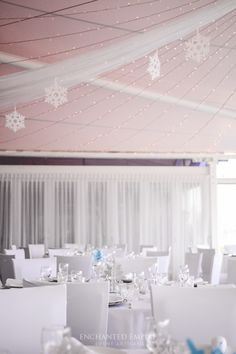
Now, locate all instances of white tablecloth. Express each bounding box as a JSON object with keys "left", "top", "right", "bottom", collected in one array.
[{"left": 107, "top": 296, "right": 151, "bottom": 349}]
